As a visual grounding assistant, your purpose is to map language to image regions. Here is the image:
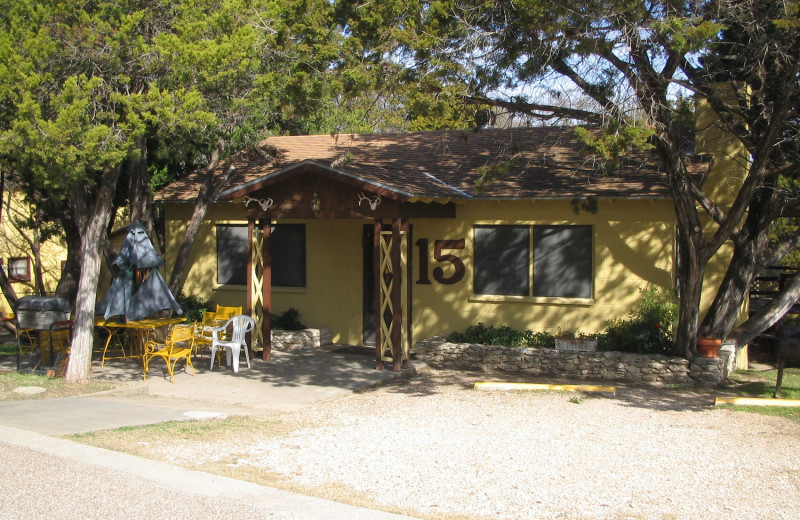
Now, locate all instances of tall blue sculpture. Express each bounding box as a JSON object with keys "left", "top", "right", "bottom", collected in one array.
[{"left": 97, "top": 222, "right": 182, "bottom": 321}]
